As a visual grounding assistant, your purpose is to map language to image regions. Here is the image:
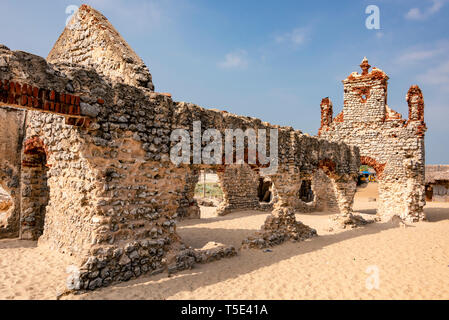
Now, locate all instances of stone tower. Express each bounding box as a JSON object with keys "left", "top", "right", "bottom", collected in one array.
[
  {"left": 48, "top": 4, "right": 154, "bottom": 91},
  {"left": 318, "top": 58, "right": 427, "bottom": 222}
]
